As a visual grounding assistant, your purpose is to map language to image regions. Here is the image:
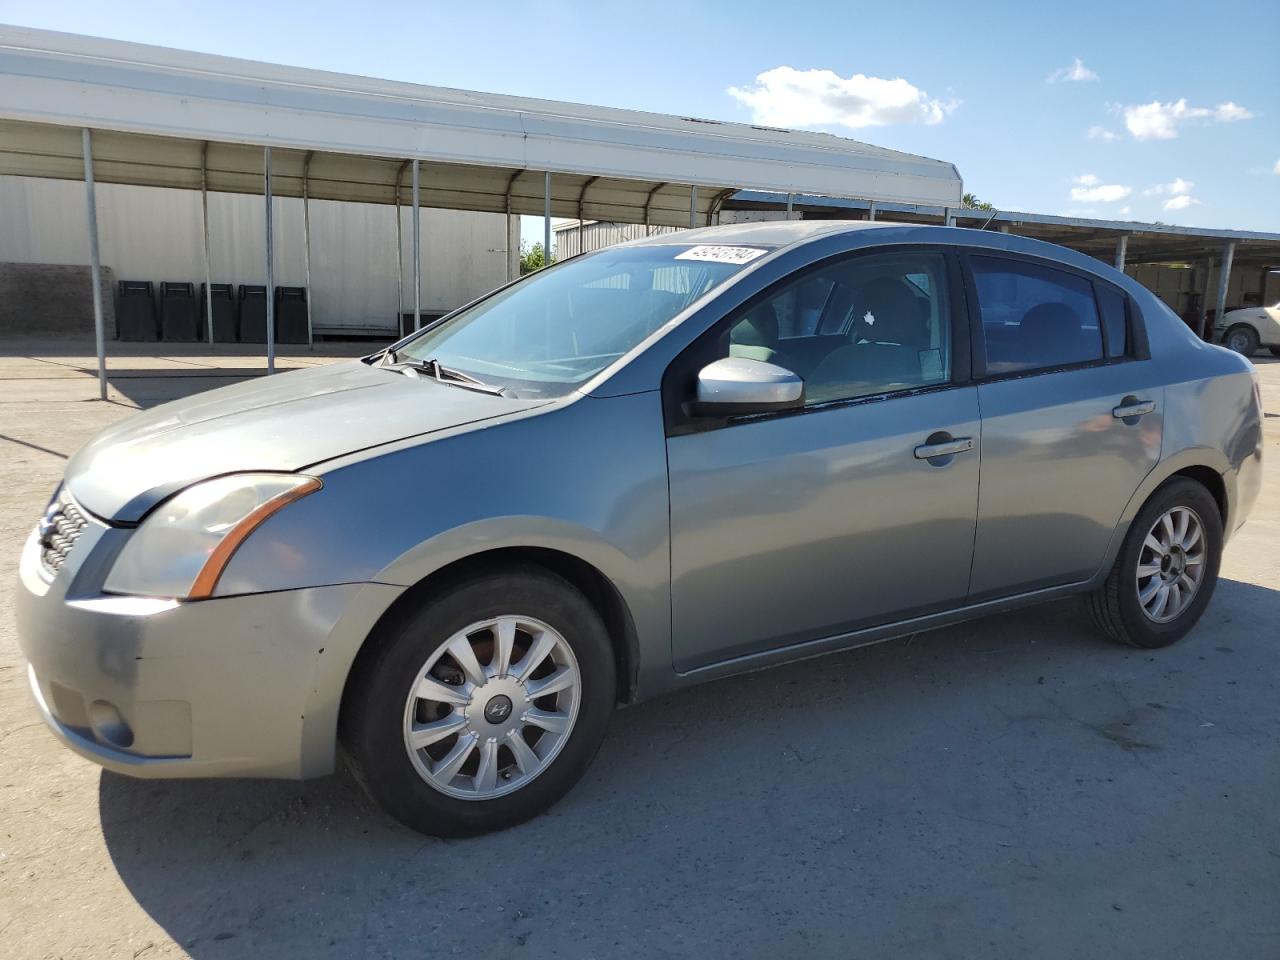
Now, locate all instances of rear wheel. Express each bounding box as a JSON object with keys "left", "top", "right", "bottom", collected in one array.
[
  {"left": 1224, "top": 325, "right": 1259, "bottom": 357},
  {"left": 1087, "top": 478, "right": 1222, "bottom": 649},
  {"left": 341, "top": 568, "right": 616, "bottom": 836}
]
